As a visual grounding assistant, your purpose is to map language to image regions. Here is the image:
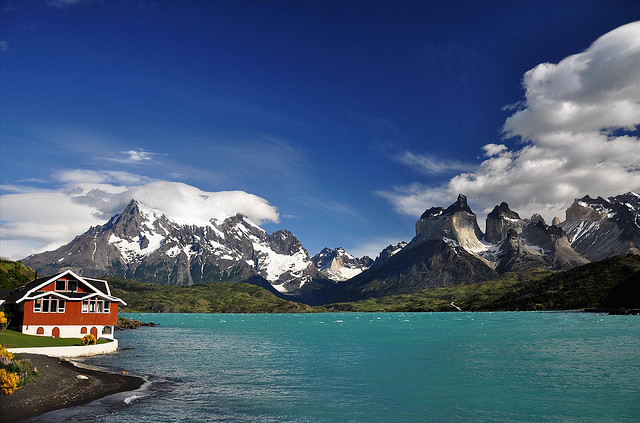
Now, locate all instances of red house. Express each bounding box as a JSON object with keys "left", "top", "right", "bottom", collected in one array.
[{"left": 0, "top": 270, "right": 126, "bottom": 339}]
